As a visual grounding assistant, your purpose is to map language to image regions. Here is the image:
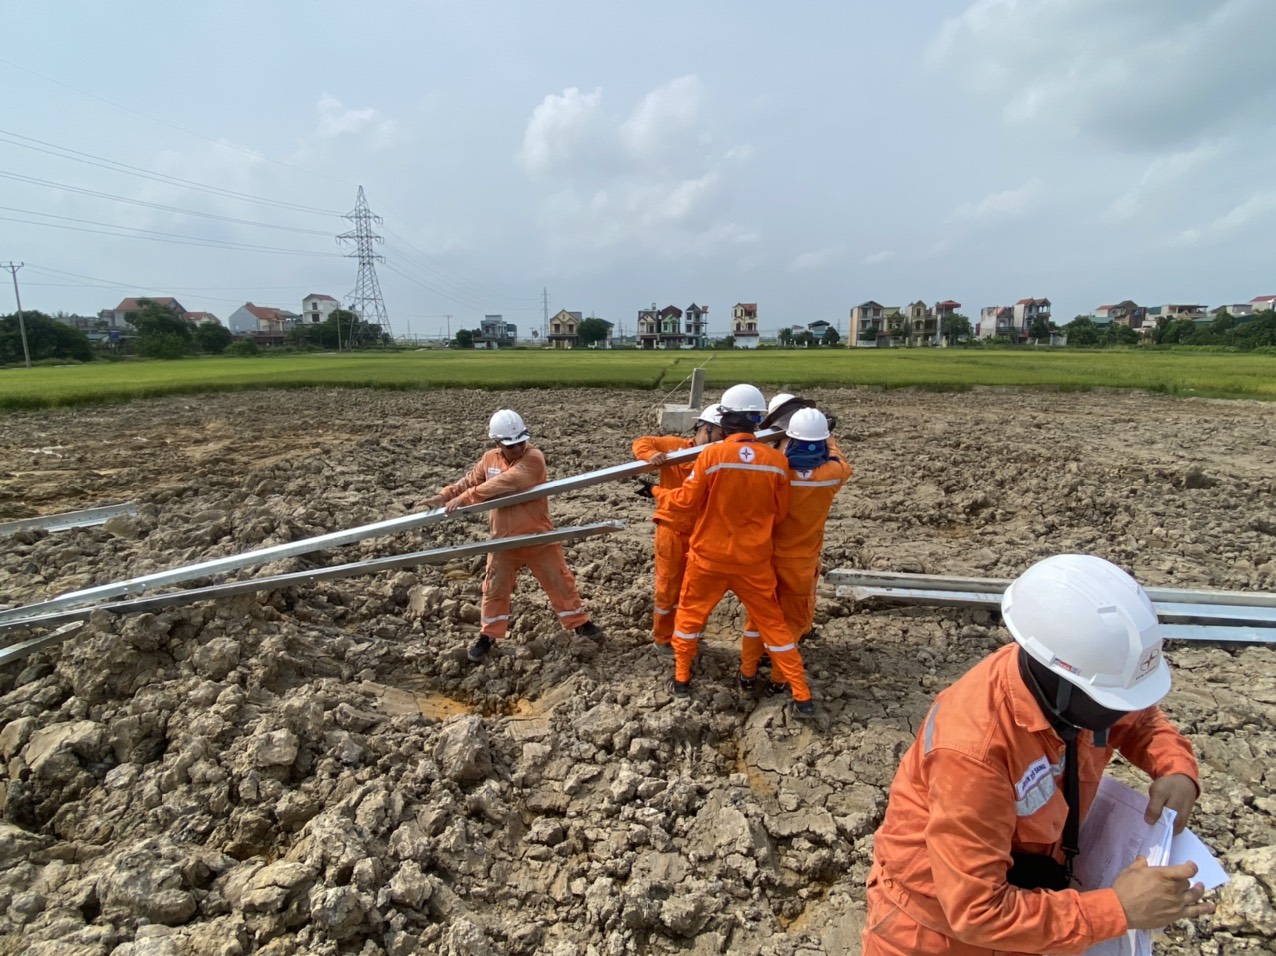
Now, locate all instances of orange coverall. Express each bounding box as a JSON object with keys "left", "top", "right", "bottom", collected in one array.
[
  {"left": 656, "top": 434, "right": 812, "bottom": 702},
  {"left": 438, "top": 445, "right": 587, "bottom": 640},
  {"left": 863, "top": 642, "right": 1200, "bottom": 956},
  {"left": 742, "top": 436, "right": 852, "bottom": 669},
  {"left": 631, "top": 434, "right": 696, "bottom": 644}
]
